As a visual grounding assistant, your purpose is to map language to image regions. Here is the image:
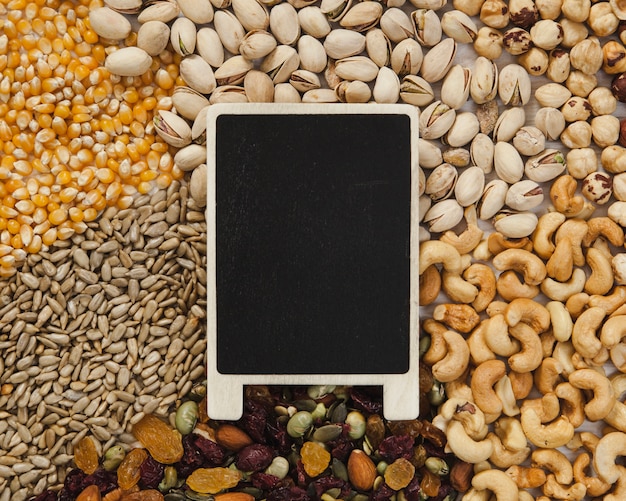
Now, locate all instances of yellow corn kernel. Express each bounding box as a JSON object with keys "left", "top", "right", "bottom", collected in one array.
[
  {"left": 77, "top": 168, "right": 95, "bottom": 187},
  {"left": 105, "top": 181, "right": 121, "bottom": 201},
  {"left": 59, "top": 187, "right": 77, "bottom": 203},
  {"left": 82, "top": 207, "right": 98, "bottom": 221},
  {"left": 33, "top": 219, "right": 50, "bottom": 234},
  {"left": 42, "top": 227, "right": 56, "bottom": 245},
  {"left": 48, "top": 208, "right": 67, "bottom": 225},
  {"left": 12, "top": 187, "right": 28, "bottom": 200},
  {"left": 5, "top": 180, "right": 24, "bottom": 193},
  {"left": 6, "top": 218, "right": 20, "bottom": 234},
  {"left": 26, "top": 234, "right": 41, "bottom": 253},
  {"left": 155, "top": 173, "right": 172, "bottom": 189},
  {"left": 13, "top": 160, "right": 32, "bottom": 176},
  {"left": 0, "top": 218, "right": 5, "bottom": 231},
  {"left": 116, "top": 195, "right": 133, "bottom": 210},
  {"left": 37, "top": 173, "right": 54, "bottom": 187},
  {"left": 67, "top": 122, "right": 81, "bottom": 139},
  {"left": 95, "top": 167, "right": 115, "bottom": 184},
  {"left": 68, "top": 206, "right": 83, "bottom": 222},
  {"left": 19, "top": 224, "right": 33, "bottom": 247},
  {"left": 32, "top": 194, "right": 48, "bottom": 208},
  {"left": 15, "top": 199, "right": 35, "bottom": 215},
  {"left": 32, "top": 209, "right": 46, "bottom": 226}
]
